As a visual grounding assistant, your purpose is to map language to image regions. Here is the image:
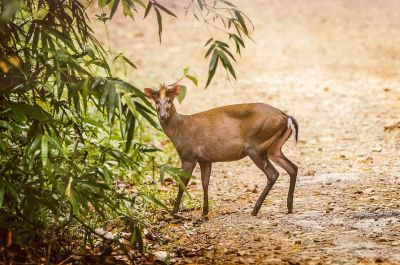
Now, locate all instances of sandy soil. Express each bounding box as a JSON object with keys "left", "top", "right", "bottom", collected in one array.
[{"left": 92, "top": 0, "right": 400, "bottom": 264}]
